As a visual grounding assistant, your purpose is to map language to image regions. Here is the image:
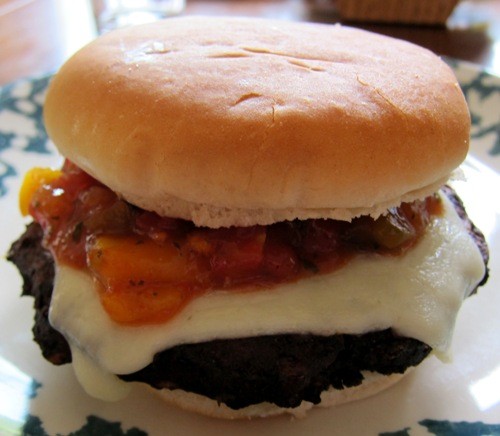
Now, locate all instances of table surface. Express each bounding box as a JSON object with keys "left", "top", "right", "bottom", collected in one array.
[{"left": 1, "top": 0, "right": 499, "bottom": 87}]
